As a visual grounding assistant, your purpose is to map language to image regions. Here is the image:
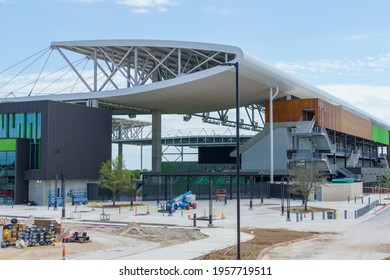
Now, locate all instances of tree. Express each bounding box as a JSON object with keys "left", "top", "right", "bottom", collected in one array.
[
  {"left": 131, "top": 169, "right": 142, "bottom": 180},
  {"left": 99, "top": 155, "right": 131, "bottom": 206},
  {"left": 376, "top": 168, "right": 390, "bottom": 198},
  {"left": 288, "top": 161, "right": 325, "bottom": 211}
]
